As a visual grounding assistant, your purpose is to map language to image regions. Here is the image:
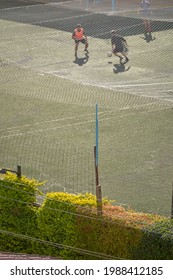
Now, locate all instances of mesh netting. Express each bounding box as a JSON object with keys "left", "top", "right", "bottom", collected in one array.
[{"left": 0, "top": 0, "right": 173, "bottom": 216}]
